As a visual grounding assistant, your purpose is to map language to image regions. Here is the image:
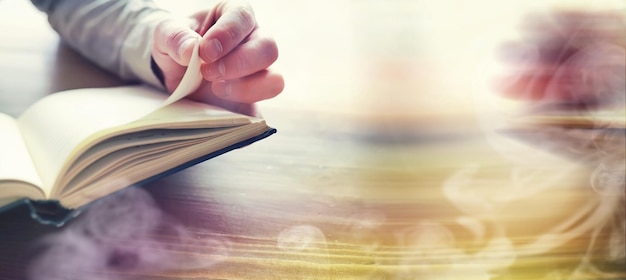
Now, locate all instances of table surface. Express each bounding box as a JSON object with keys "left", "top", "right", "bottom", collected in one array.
[{"left": 1, "top": 0, "right": 624, "bottom": 279}]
